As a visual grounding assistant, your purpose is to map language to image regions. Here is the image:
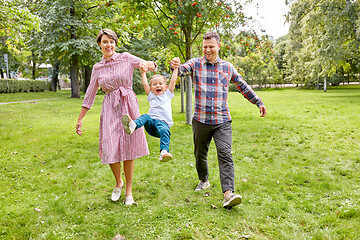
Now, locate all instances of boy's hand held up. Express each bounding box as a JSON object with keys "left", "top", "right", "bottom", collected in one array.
[
  {"left": 170, "top": 57, "right": 180, "bottom": 69},
  {"left": 140, "top": 61, "right": 148, "bottom": 73}
]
